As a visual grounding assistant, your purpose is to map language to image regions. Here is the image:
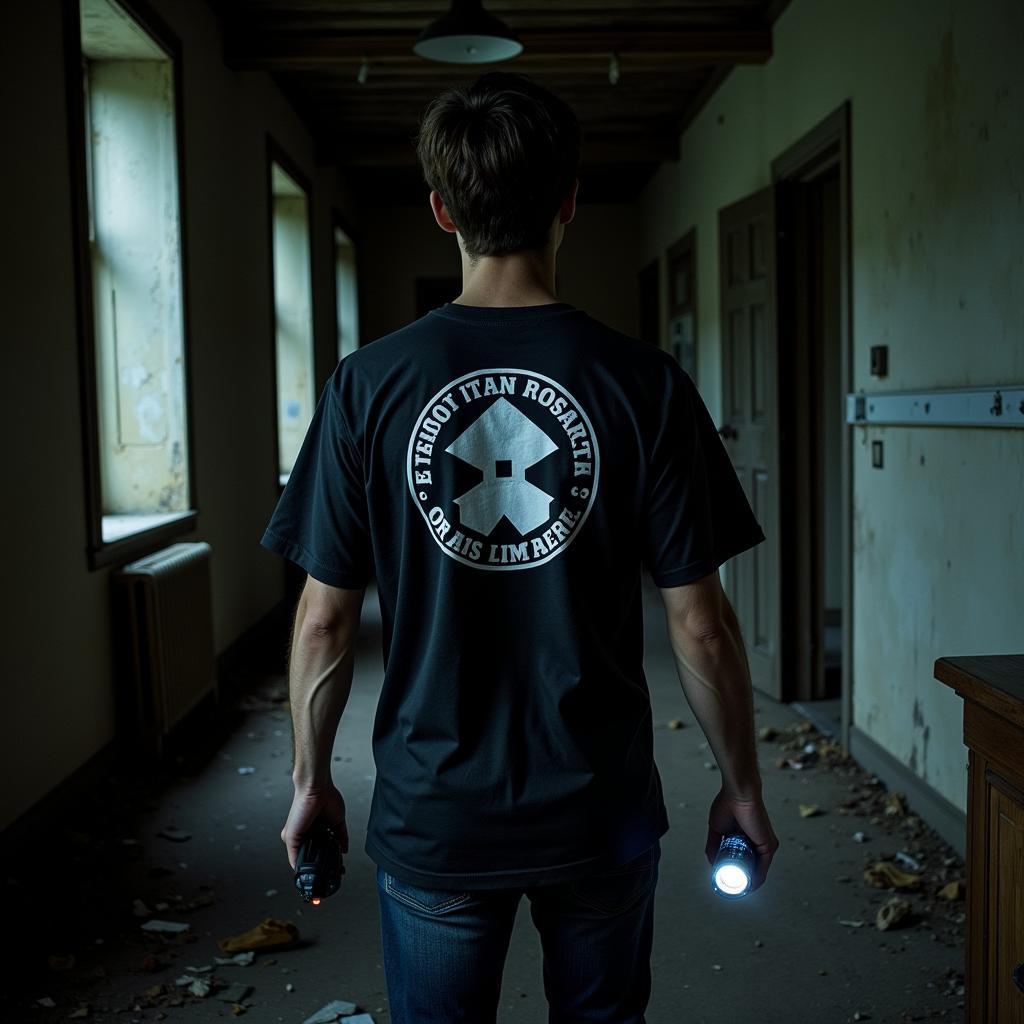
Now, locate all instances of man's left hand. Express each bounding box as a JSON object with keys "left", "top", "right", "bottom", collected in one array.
[{"left": 281, "top": 783, "right": 349, "bottom": 869}]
